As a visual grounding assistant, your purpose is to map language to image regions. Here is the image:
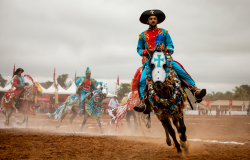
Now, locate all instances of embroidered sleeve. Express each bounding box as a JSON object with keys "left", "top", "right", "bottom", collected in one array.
[
  {"left": 137, "top": 34, "right": 146, "bottom": 56},
  {"left": 13, "top": 77, "right": 21, "bottom": 88},
  {"left": 164, "top": 31, "right": 174, "bottom": 54}
]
